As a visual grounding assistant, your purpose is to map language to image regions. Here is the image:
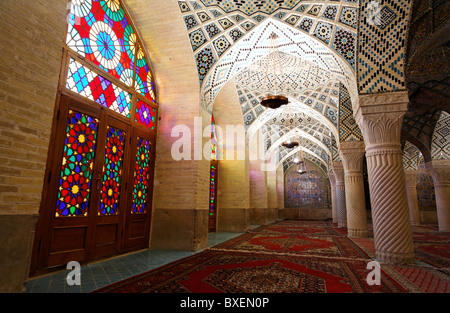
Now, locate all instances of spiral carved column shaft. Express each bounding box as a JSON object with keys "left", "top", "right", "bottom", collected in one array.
[
  {"left": 355, "top": 92, "right": 415, "bottom": 264},
  {"left": 404, "top": 170, "right": 420, "bottom": 226},
  {"left": 332, "top": 162, "right": 347, "bottom": 228},
  {"left": 425, "top": 160, "right": 450, "bottom": 232},
  {"left": 340, "top": 141, "right": 368, "bottom": 238}
]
